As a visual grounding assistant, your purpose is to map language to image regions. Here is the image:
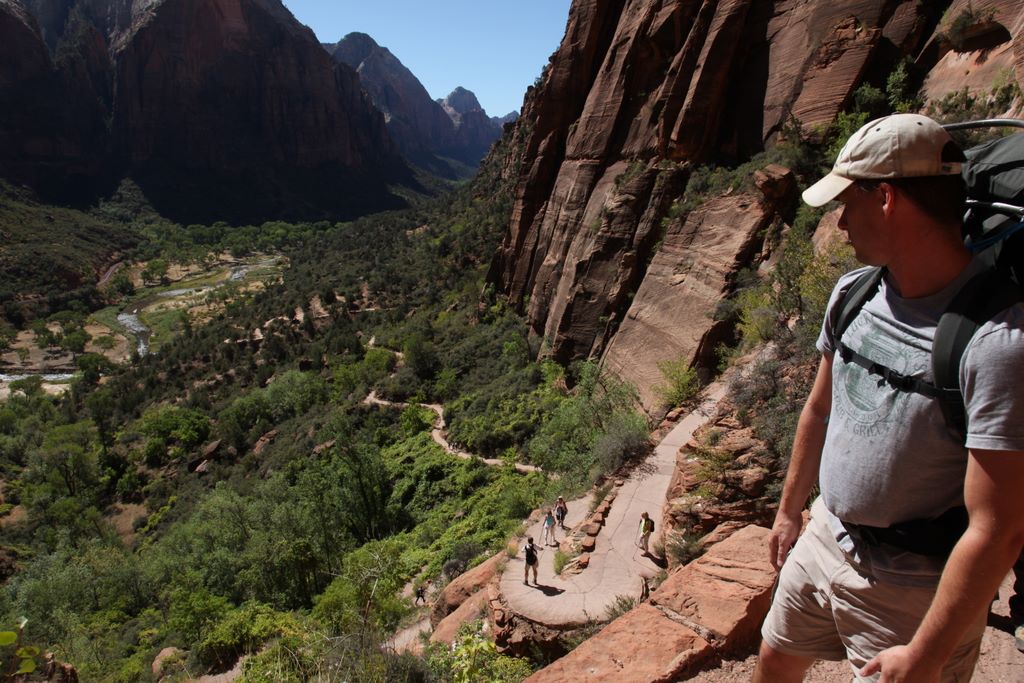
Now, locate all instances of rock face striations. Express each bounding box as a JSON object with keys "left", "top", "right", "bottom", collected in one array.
[
  {"left": 0, "top": 0, "right": 404, "bottom": 222},
  {"left": 486, "top": 0, "right": 1024, "bottom": 409},
  {"left": 327, "top": 32, "right": 508, "bottom": 174}
]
